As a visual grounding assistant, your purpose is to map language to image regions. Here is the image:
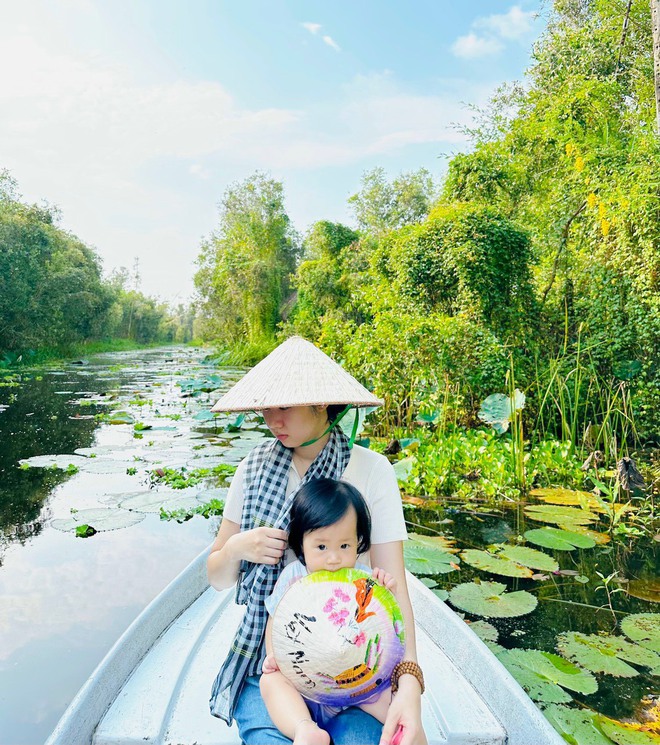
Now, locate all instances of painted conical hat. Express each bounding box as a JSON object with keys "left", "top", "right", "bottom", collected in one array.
[
  {"left": 211, "top": 336, "right": 383, "bottom": 412},
  {"left": 271, "top": 568, "right": 405, "bottom": 706}
]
